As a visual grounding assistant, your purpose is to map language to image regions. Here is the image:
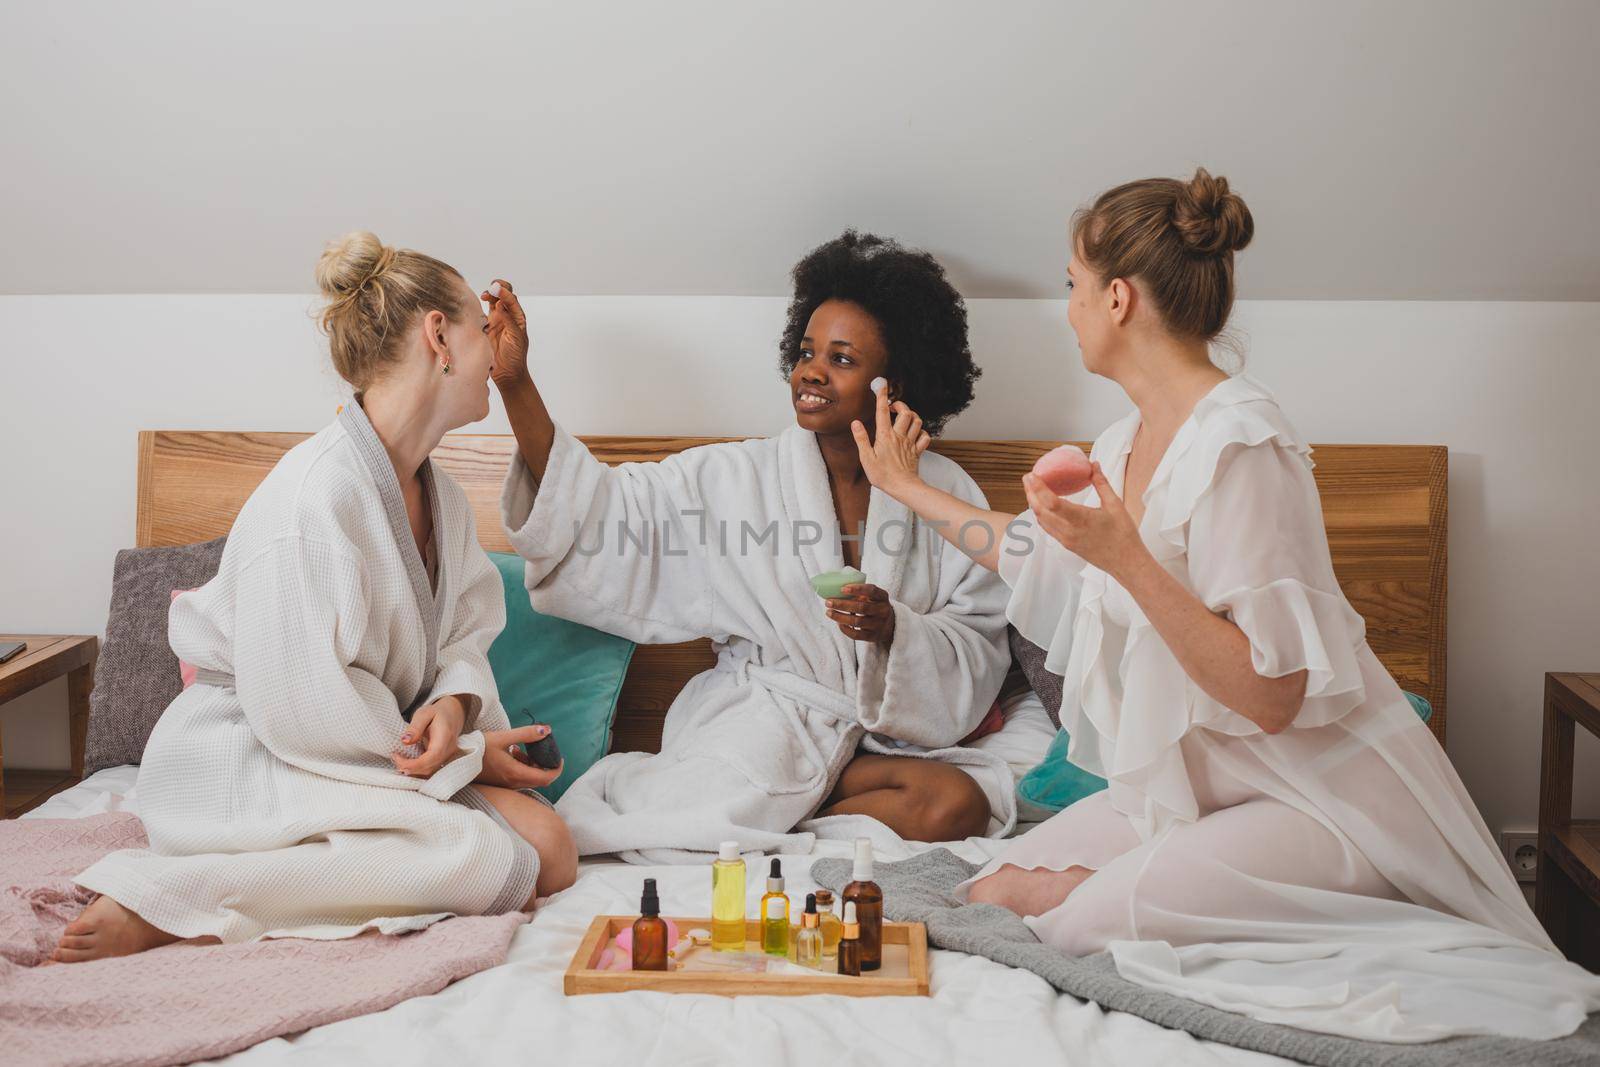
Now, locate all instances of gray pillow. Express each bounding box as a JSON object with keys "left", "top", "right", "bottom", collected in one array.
[
  {"left": 84, "top": 537, "right": 227, "bottom": 775},
  {"left": 1008, "top": 625, "right": 1063, "bottom": 730}
]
